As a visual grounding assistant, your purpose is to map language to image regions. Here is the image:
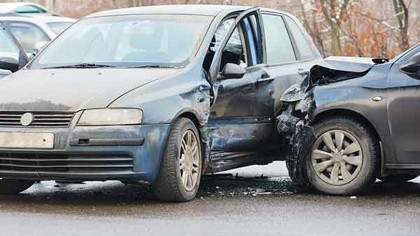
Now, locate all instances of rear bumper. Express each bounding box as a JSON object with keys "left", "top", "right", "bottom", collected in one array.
[{"left": 0, "top": 123, "right": 171, "bottom": 183}]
